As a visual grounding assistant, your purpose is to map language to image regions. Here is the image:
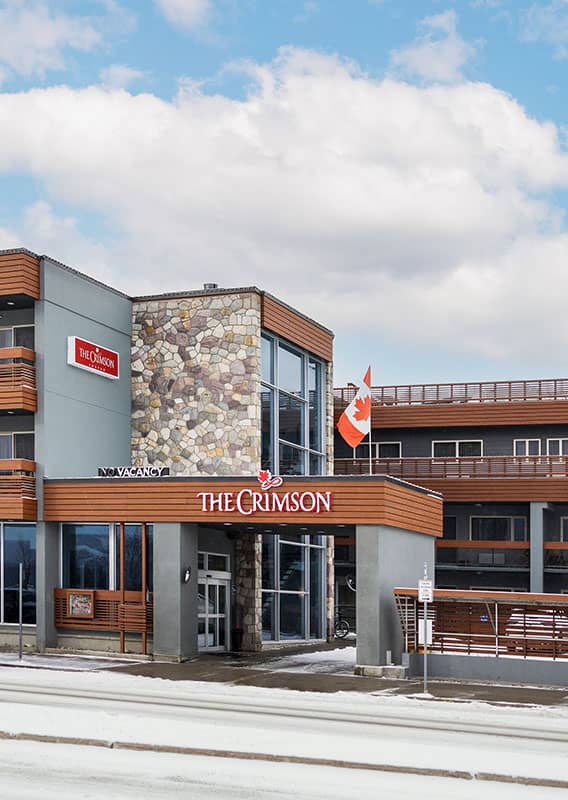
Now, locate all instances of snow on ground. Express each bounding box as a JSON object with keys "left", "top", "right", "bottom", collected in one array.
[
  {"left": 0, "top": 652, "right": 140, "bottom": 671},
  {"left": 0, "top": 739, "right": 560, "bottom": 800},
  {"left": 259, "top": 646, "right": 356, "bottom": 674},
  {"left": 0, "top": 665, "right": 567, "bottom": 786}
]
